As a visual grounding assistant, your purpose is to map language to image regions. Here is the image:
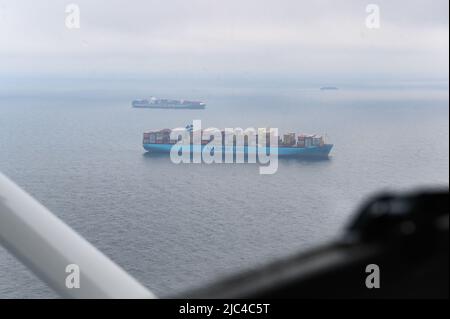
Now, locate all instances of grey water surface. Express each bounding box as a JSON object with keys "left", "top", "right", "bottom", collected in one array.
[{"left": 0, "top": 87, "right": 448, "bottom": 298}]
